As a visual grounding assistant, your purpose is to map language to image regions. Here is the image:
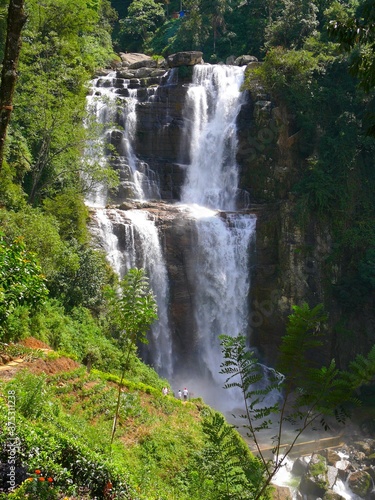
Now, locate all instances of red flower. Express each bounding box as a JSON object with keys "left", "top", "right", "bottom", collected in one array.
[
  {"left": 47, "top": 477, "right": 53, "bottom": 483},
  {"left": 35, "top": 469, "right": 41, "bottom": 475},
  {"left": 38, "top": 477, "right": 45, "bottom": 482}
]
